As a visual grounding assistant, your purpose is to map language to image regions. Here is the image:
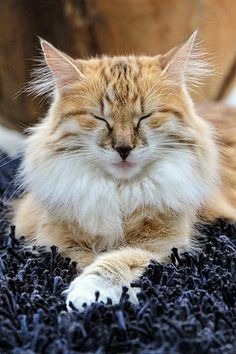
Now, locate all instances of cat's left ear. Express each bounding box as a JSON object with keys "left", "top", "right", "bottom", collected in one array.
[
  {"left": 40, "top": 39, "right": 84, "bottom": 89},
  {"left": 161, "top": 31, "right": 210, "bottom": 86}
]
